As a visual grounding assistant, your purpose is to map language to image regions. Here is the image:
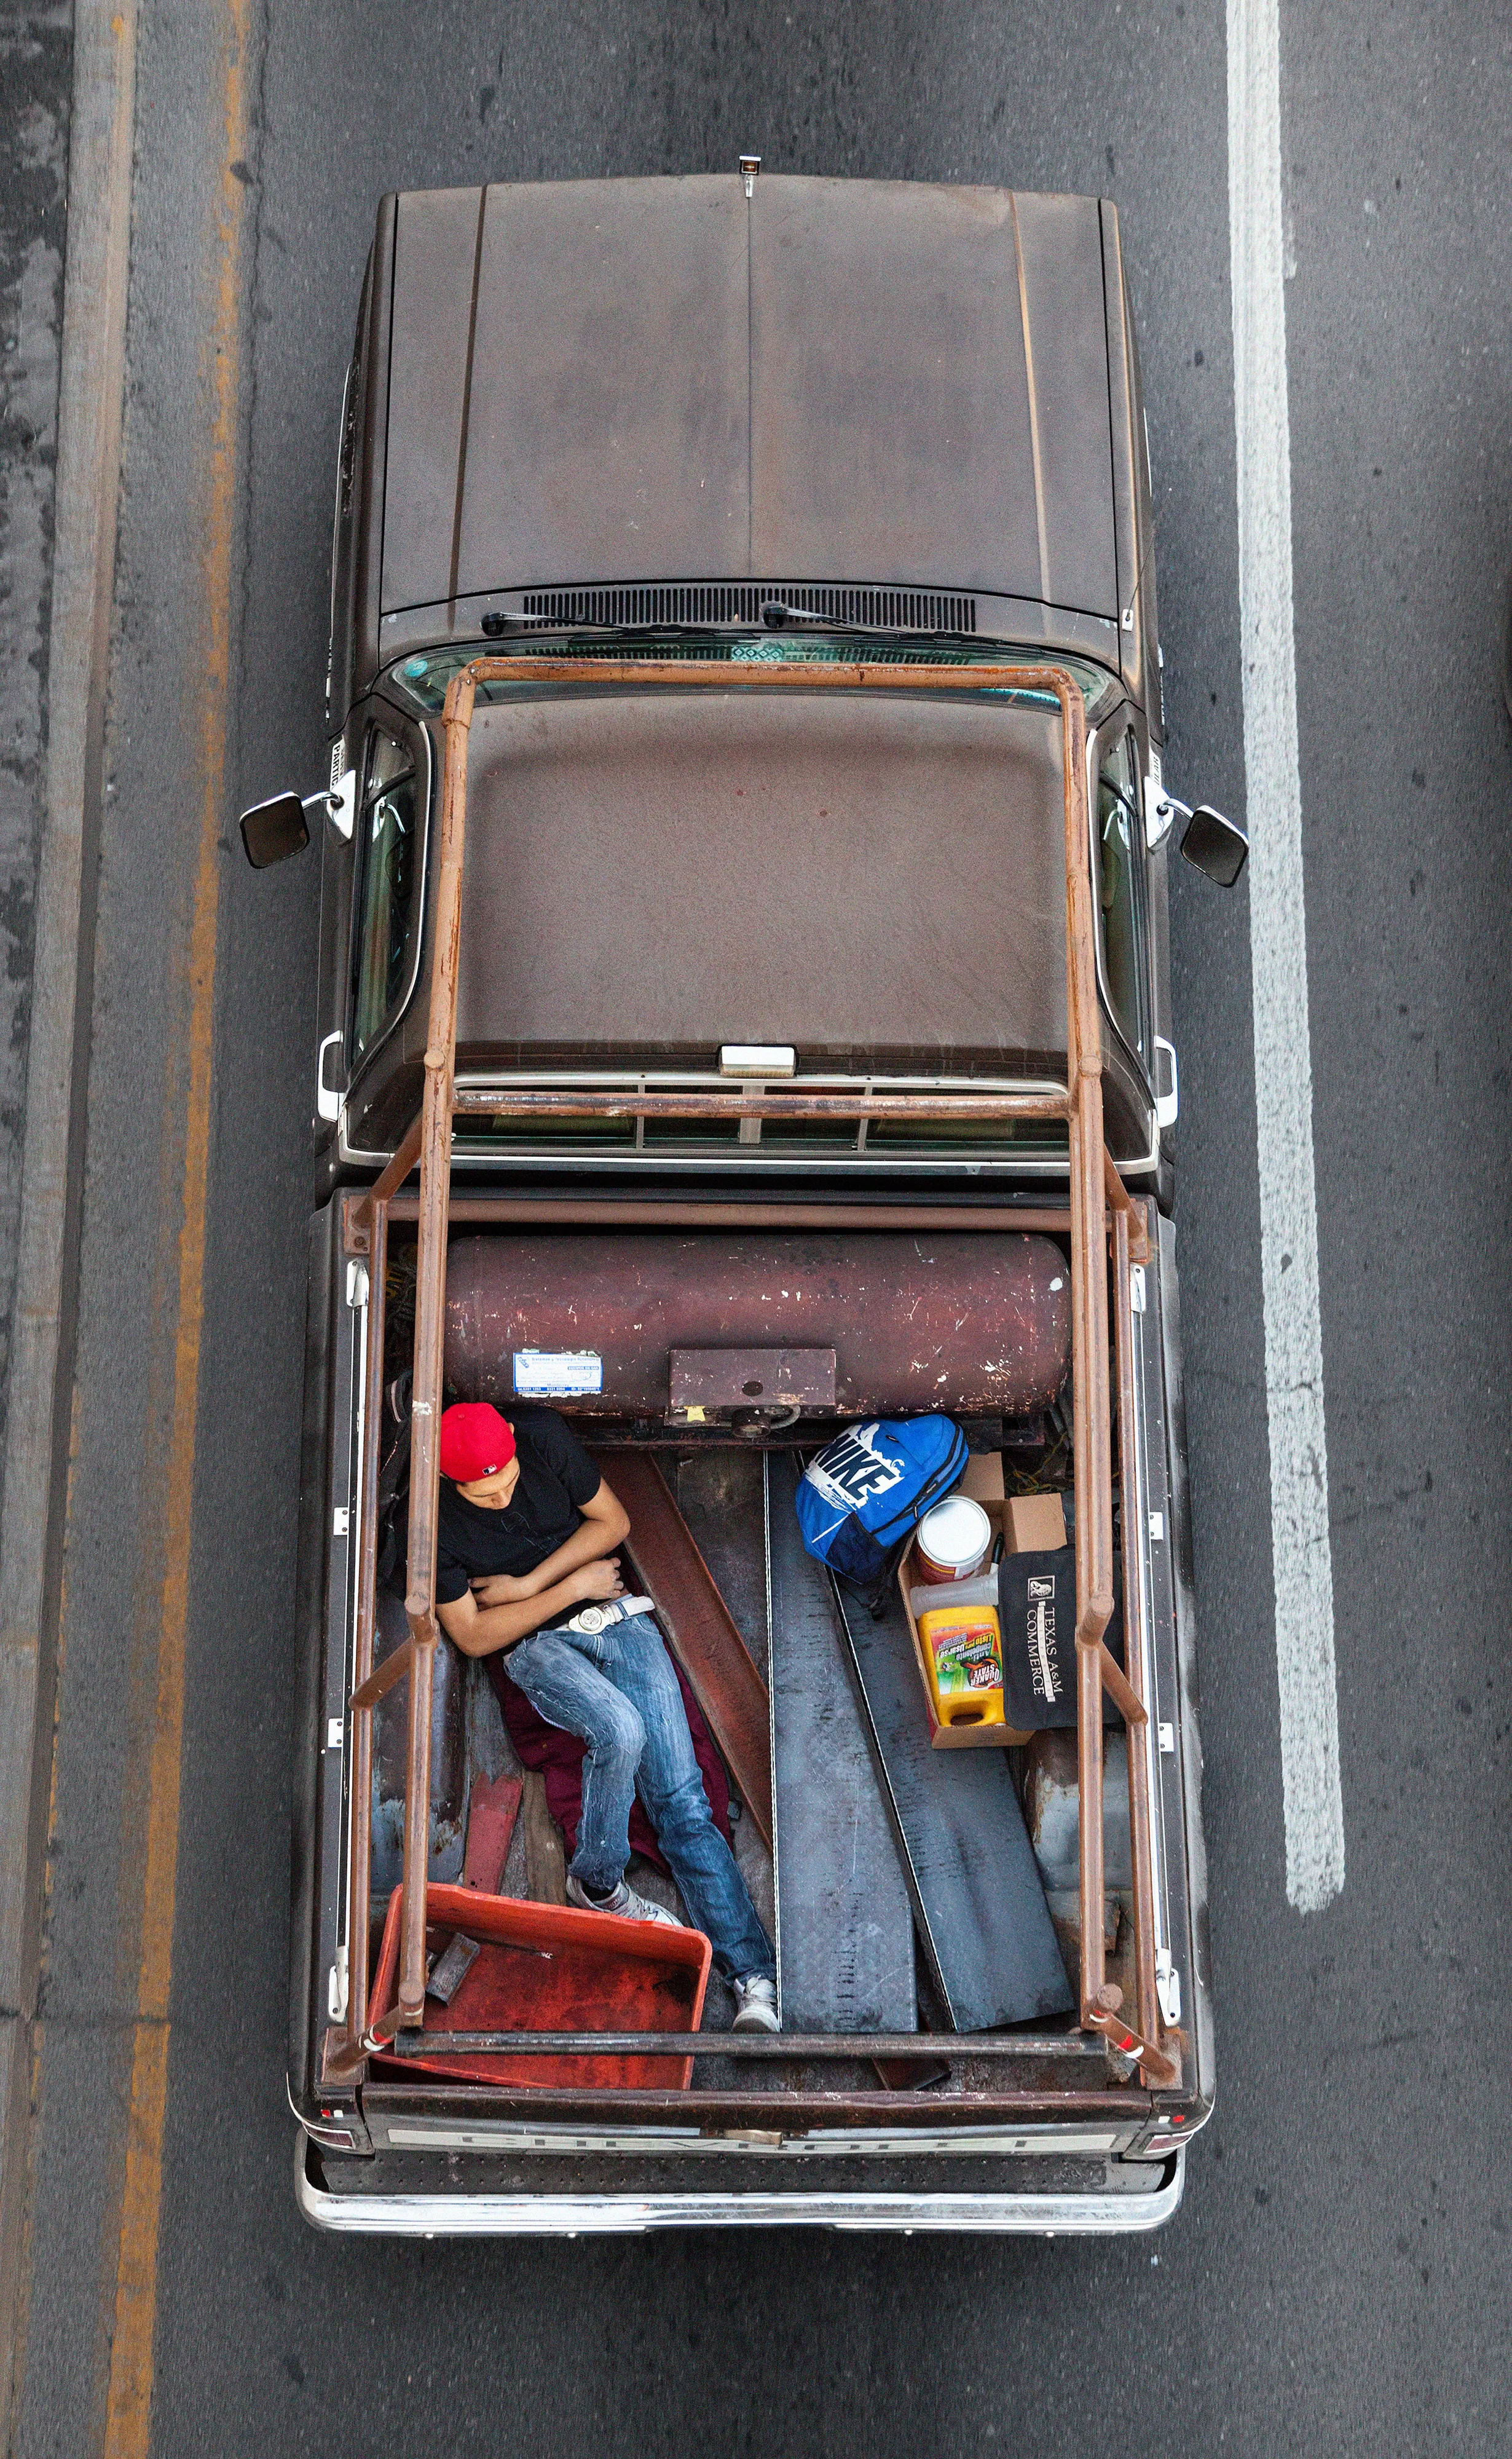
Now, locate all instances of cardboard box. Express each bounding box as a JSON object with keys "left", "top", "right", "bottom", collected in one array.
[
  {"left": 899, "top": 1490, "right": 1070, "bottom": 1751},
  {"left": 1004, "top": 1489, "right": 1066, "bottom": 1554},
  {"left": 958, "top": 1450, "right": 1006, "bottom": 1502}
]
